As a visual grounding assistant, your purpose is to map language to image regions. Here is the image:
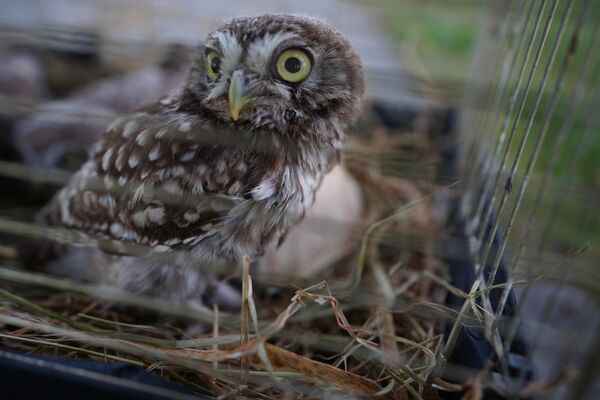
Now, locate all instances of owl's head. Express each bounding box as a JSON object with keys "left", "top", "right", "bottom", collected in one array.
[{"left": 183, "top": 14, "right": 364, "bottom": 133}]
